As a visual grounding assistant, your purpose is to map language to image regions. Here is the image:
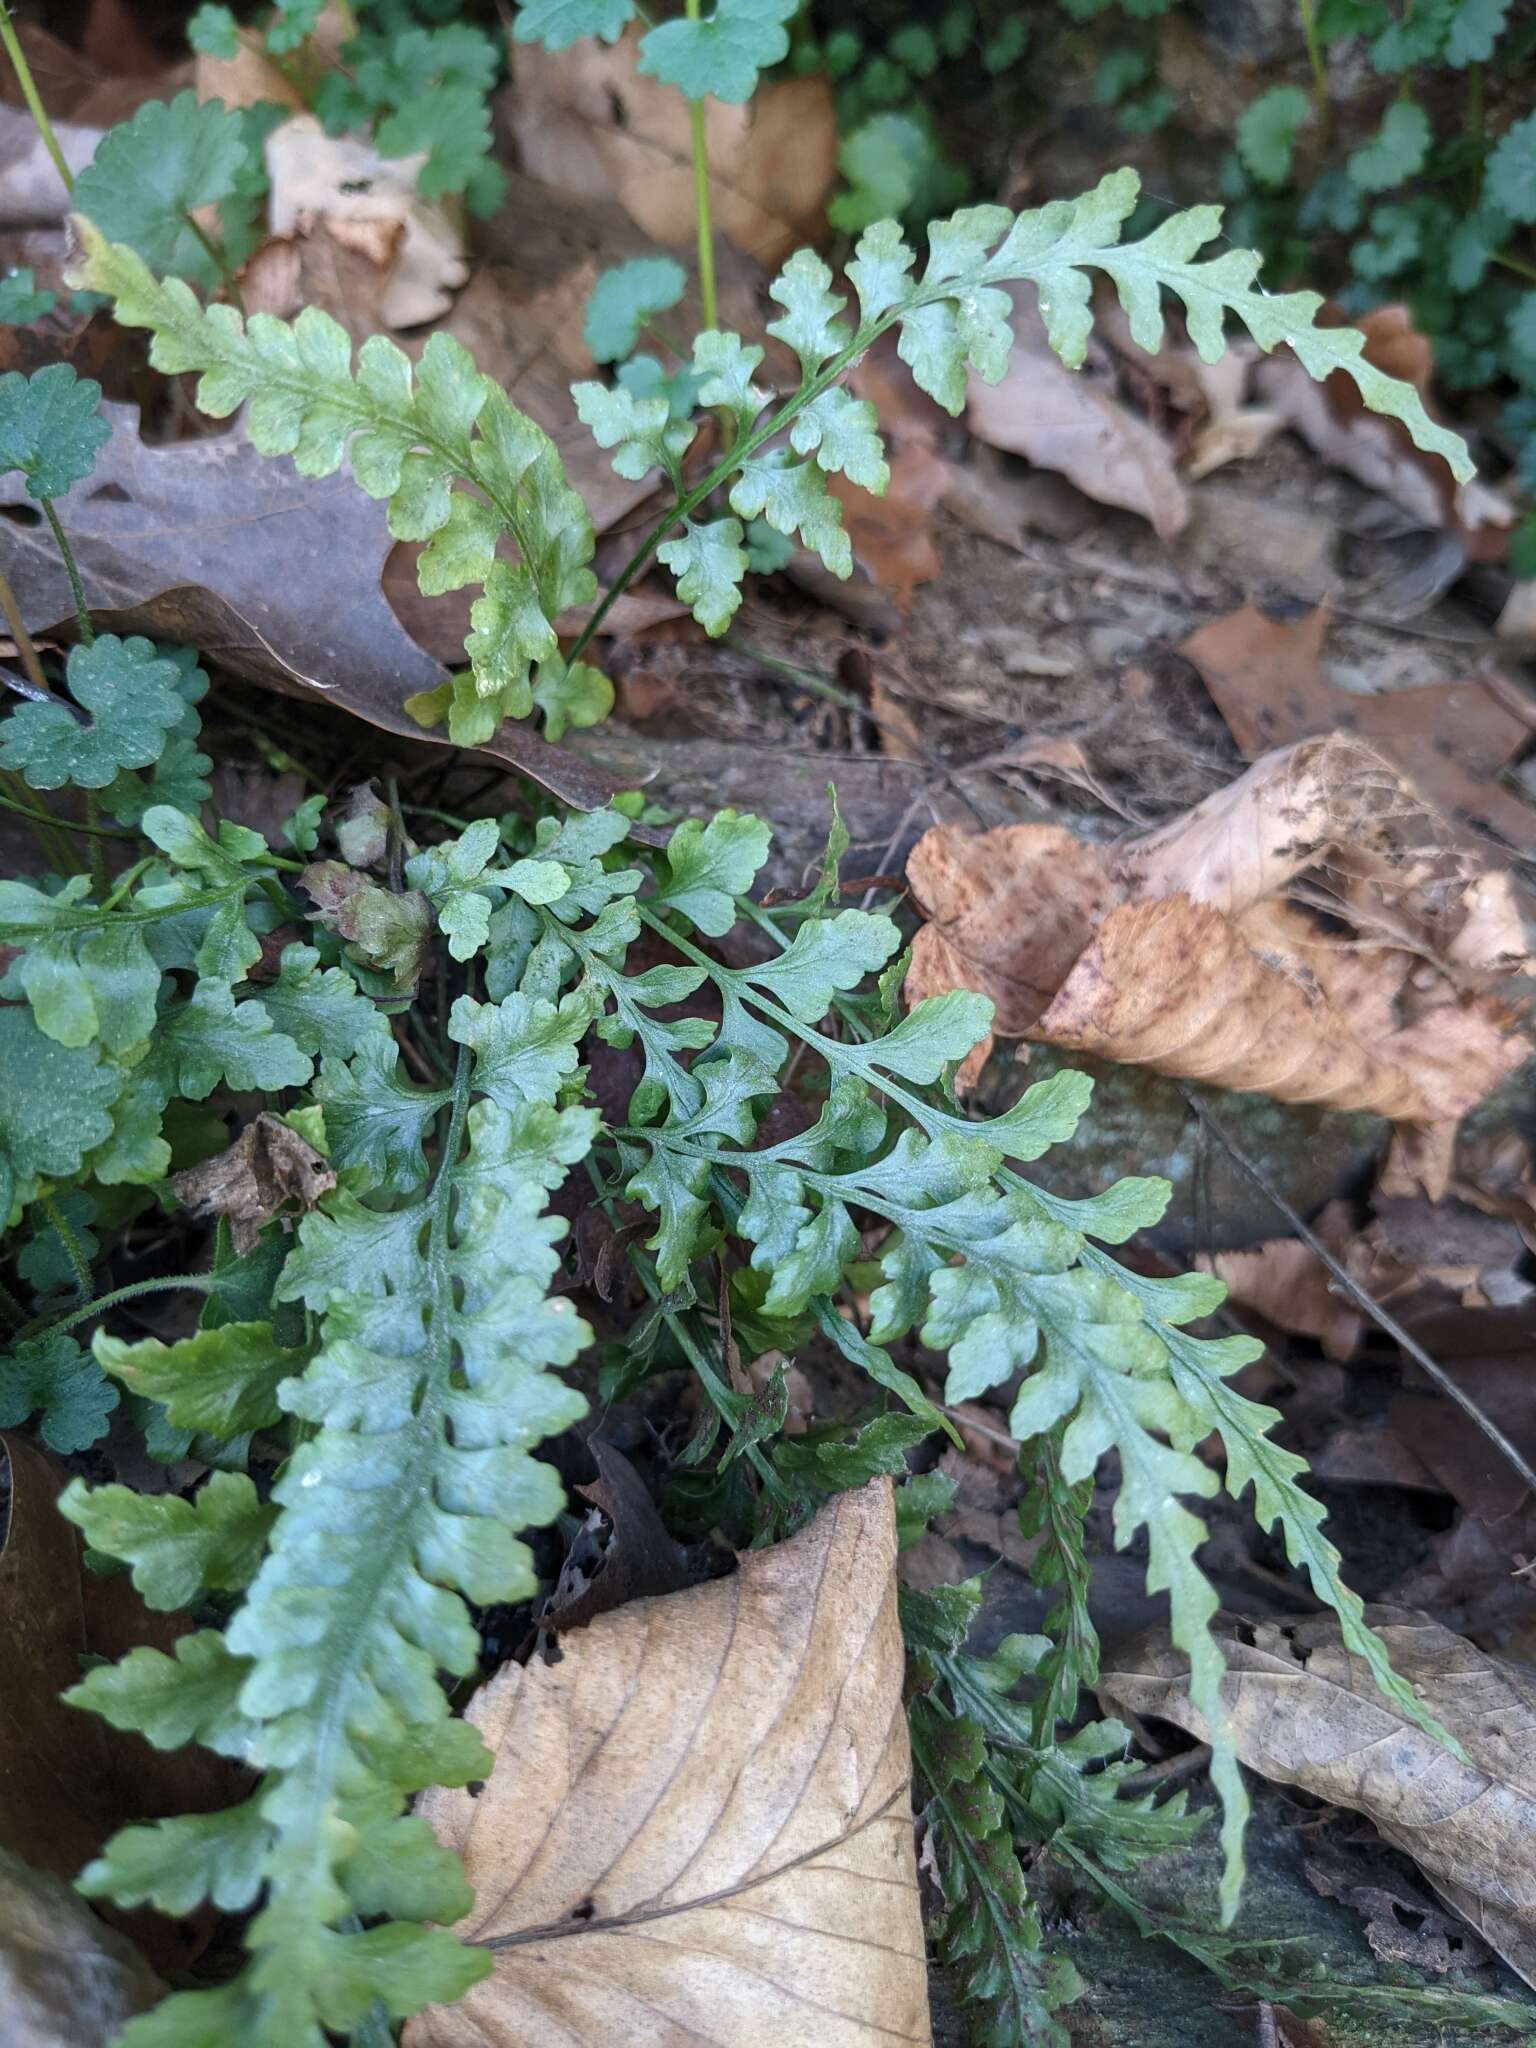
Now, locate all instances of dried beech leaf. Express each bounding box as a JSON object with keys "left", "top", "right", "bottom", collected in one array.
[
  {"left": 407, "top": 1481, "right": 930, "bottom": 2048},
  {"left": 966, "top": 285, "right": 1189, "bottom": 541},
  {"left": 905, "top": 736, "right": 1529, "bottom": 1133},
  {"left": 1033, "top": 896, "right": 1437, "bottom": 1116},
  {"left": 1100, "top": 1608, "right": 1536, "bottom": 1990}
]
